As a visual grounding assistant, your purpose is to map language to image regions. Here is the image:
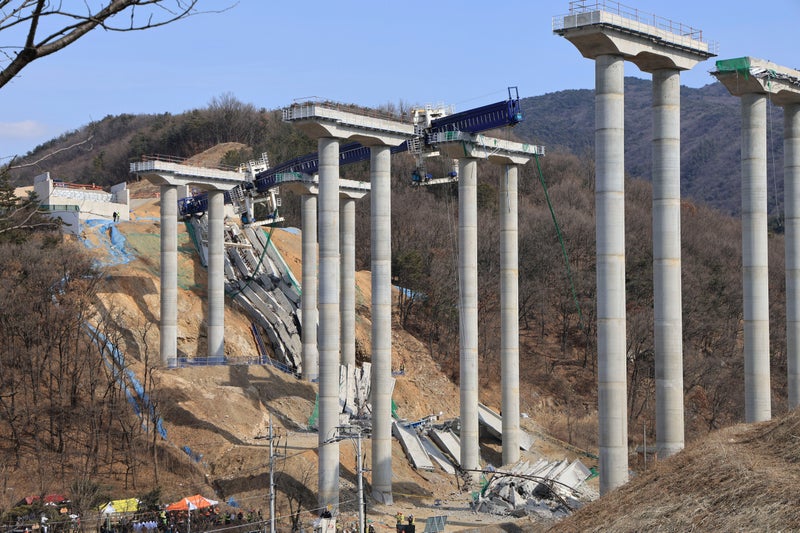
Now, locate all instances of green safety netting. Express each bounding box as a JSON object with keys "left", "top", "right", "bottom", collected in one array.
[
  {"left": 716, "top": 57, "right": 751, "bottom": 78},
  {"left": 307, "top": 394, "right": 398, "bottom": 428},
  {"left": 308, "top": 393, "right": 318, "bottom": 427}
]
